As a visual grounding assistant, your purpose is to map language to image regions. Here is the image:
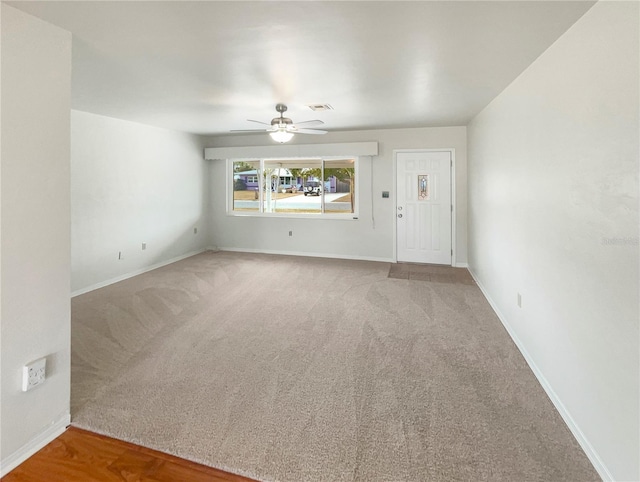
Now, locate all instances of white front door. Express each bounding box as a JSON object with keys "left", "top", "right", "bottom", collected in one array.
[{"left": 396, "top": 151, "right": 452, "bottom": 265}]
